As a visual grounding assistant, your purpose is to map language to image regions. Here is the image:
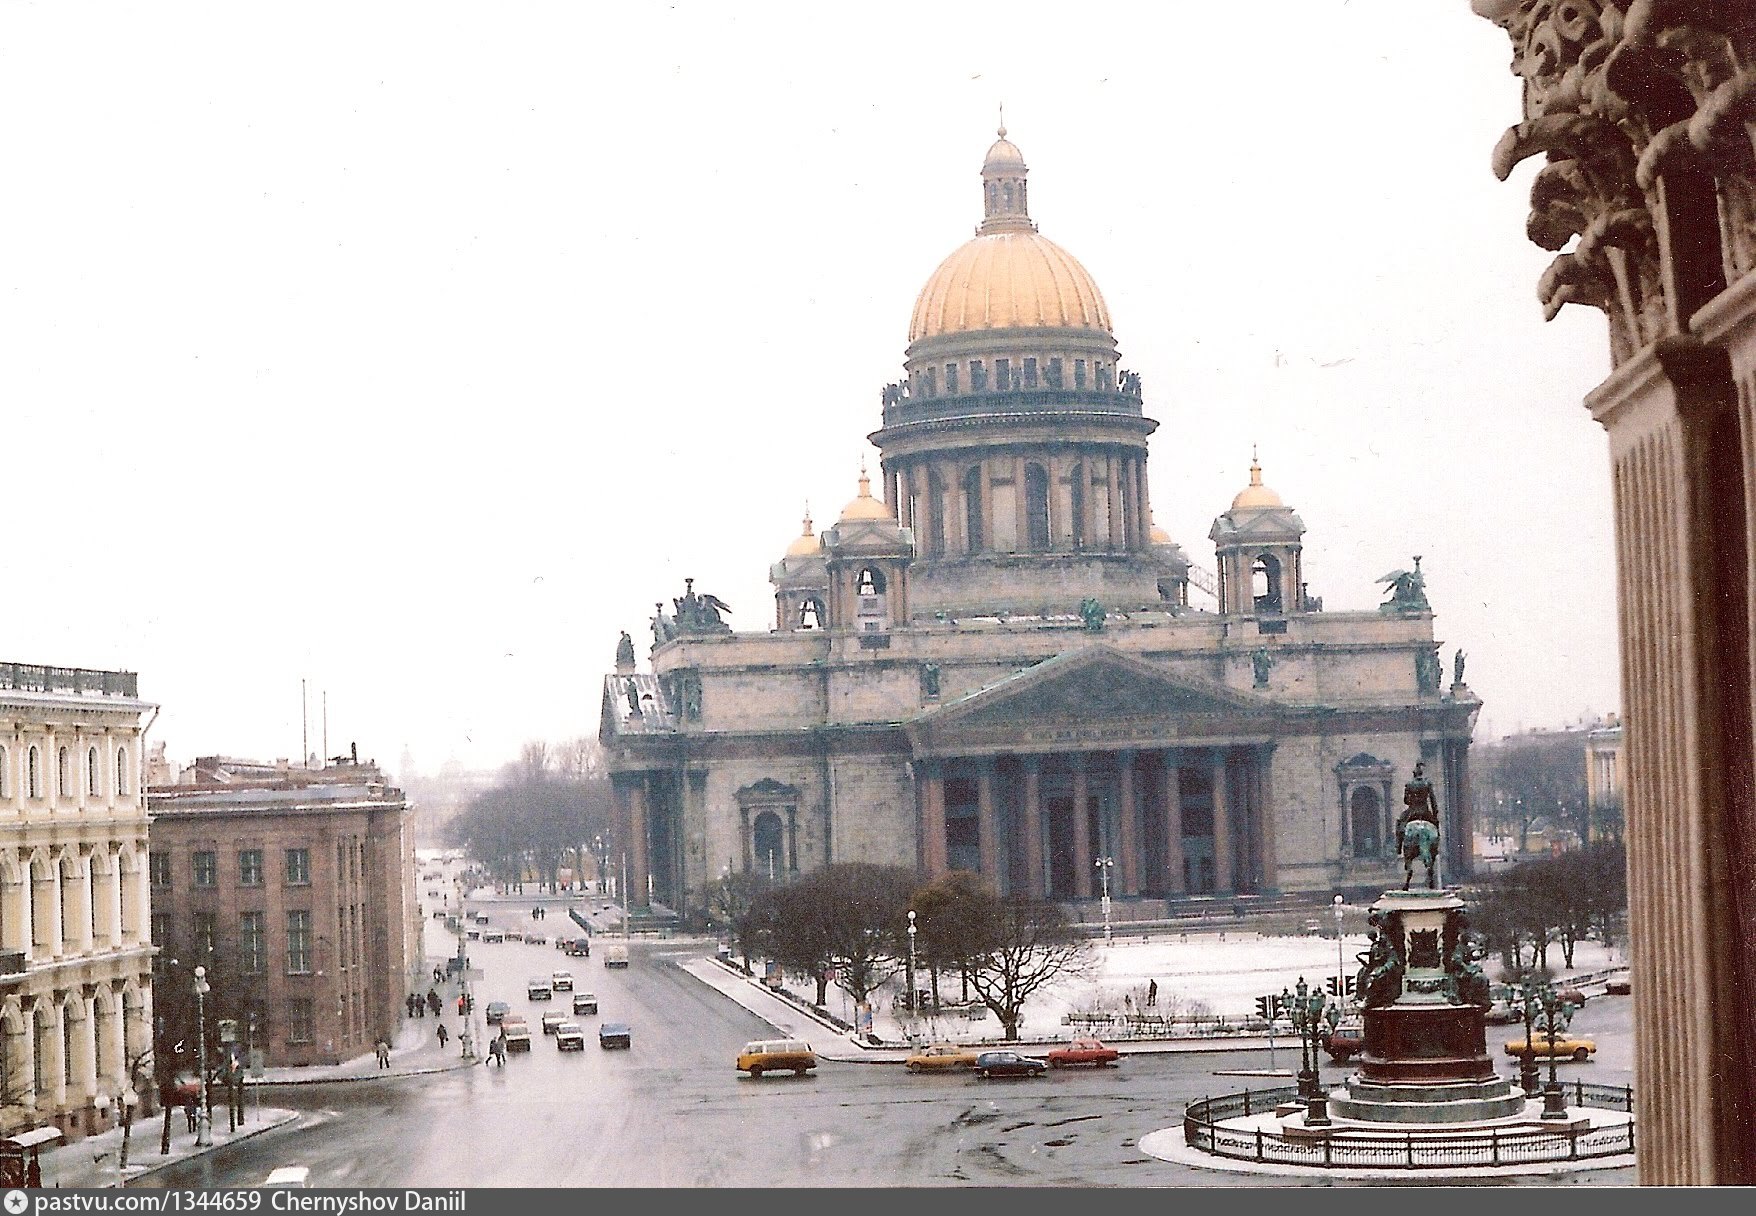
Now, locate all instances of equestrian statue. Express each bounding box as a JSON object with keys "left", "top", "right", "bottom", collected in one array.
[{"left": 1395, "top": 761, "right": 1442, "bottom": 890}]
